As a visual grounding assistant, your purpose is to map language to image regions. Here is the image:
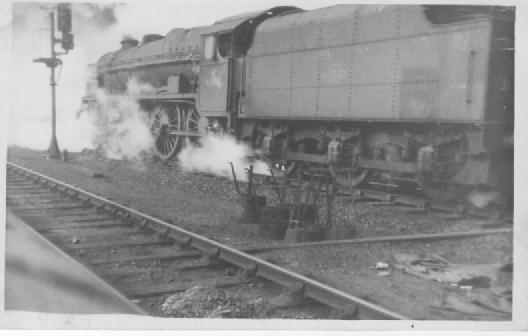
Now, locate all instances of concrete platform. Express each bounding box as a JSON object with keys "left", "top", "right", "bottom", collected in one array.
[{"left": 5, "top": 208, "right": 145, "bottom": 315}]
